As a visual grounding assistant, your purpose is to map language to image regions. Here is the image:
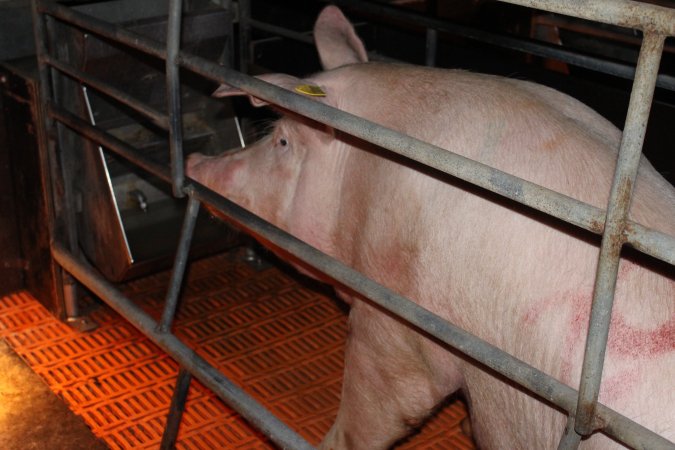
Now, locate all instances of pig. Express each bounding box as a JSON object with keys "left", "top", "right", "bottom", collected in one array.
[{"left": 187, "top": 6, "right": 675, "bottom": 449}]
